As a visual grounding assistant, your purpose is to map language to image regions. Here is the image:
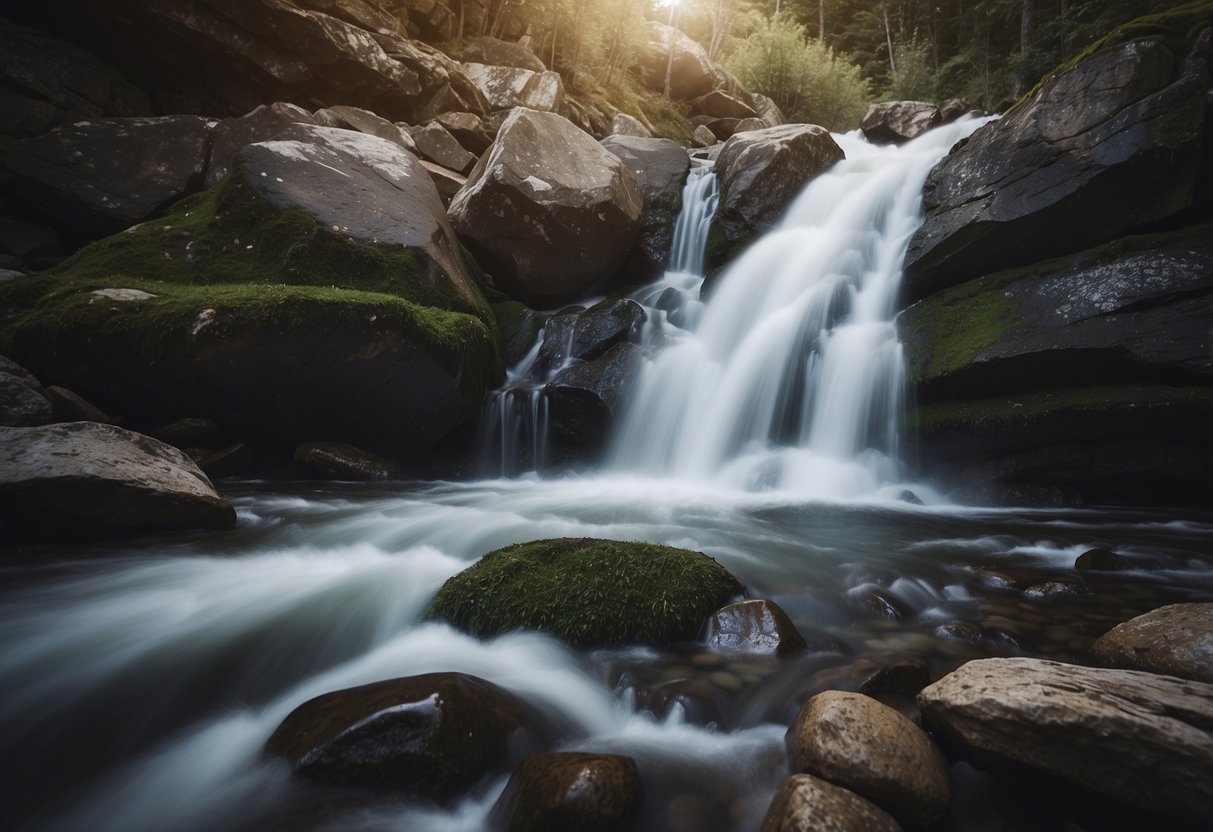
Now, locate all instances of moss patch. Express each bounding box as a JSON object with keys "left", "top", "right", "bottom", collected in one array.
[
  {"left": 425, "top": 538, "right": 744, "bottom": 647},
  {"left": 902, "top": 279, "right": 1022, "bottom": 382}
]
